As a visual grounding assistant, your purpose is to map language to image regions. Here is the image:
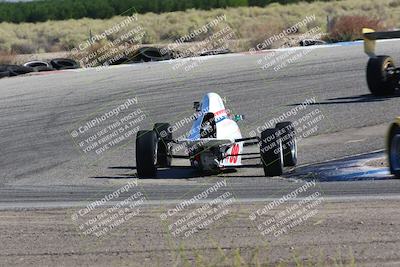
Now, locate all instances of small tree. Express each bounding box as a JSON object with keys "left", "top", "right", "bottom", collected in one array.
[{"left": 328, "top": 15, "right": 384, "bottom": 42}]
